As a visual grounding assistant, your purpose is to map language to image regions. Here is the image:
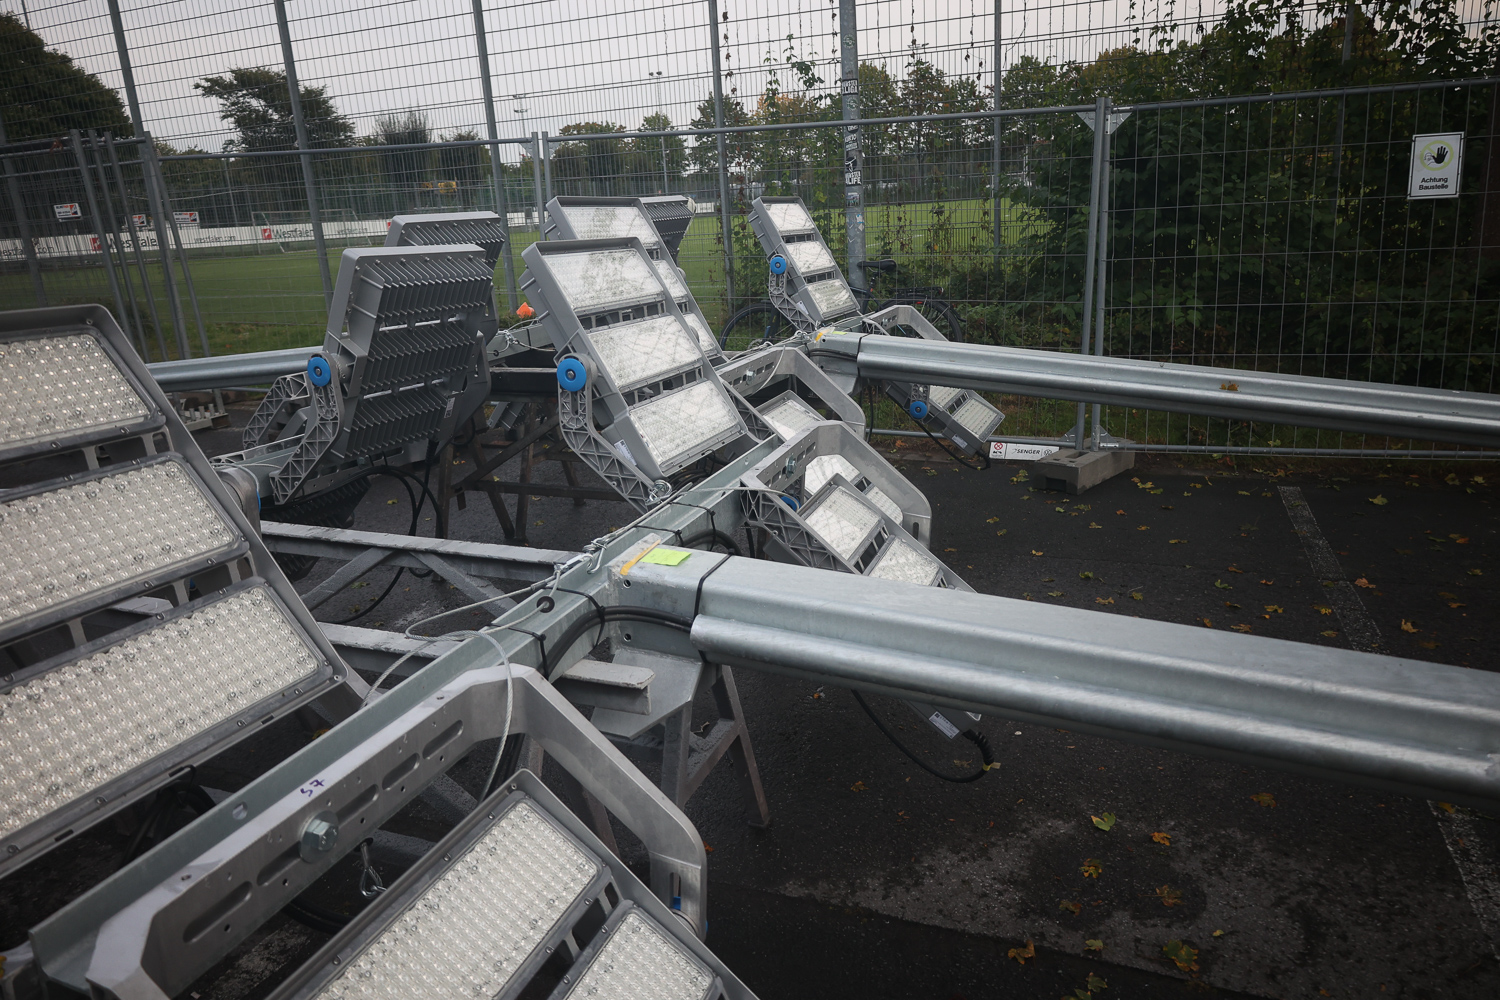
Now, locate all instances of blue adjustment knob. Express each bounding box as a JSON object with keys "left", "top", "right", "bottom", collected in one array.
[
  {"left": 556, "top": 357, "right": 588, "bottom": 391},
  {"left": 769, "top": 254, "right": 787, "bottom": 275},
  {"left": 306, "top": 355, "right": 332, "bottom": 387},
  {"left": 908, "top": 399, "right": 929, "bottom": 420}
]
